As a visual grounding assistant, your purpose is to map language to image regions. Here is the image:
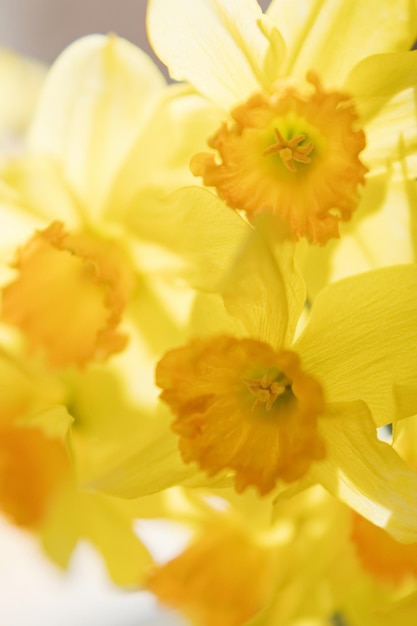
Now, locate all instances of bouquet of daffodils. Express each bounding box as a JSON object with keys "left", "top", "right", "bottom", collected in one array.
[{"left": 1, "top": 1, "right": 417, "bottom": 624}]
